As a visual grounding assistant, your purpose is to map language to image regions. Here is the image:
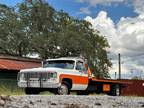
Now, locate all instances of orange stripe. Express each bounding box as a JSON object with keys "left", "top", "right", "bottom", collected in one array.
[
  {"left": 88, "top": 67, "right": 92, "bottom": 78},
  {"left": 60, "top": 74, "right": 89, "bottom": 85}
]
